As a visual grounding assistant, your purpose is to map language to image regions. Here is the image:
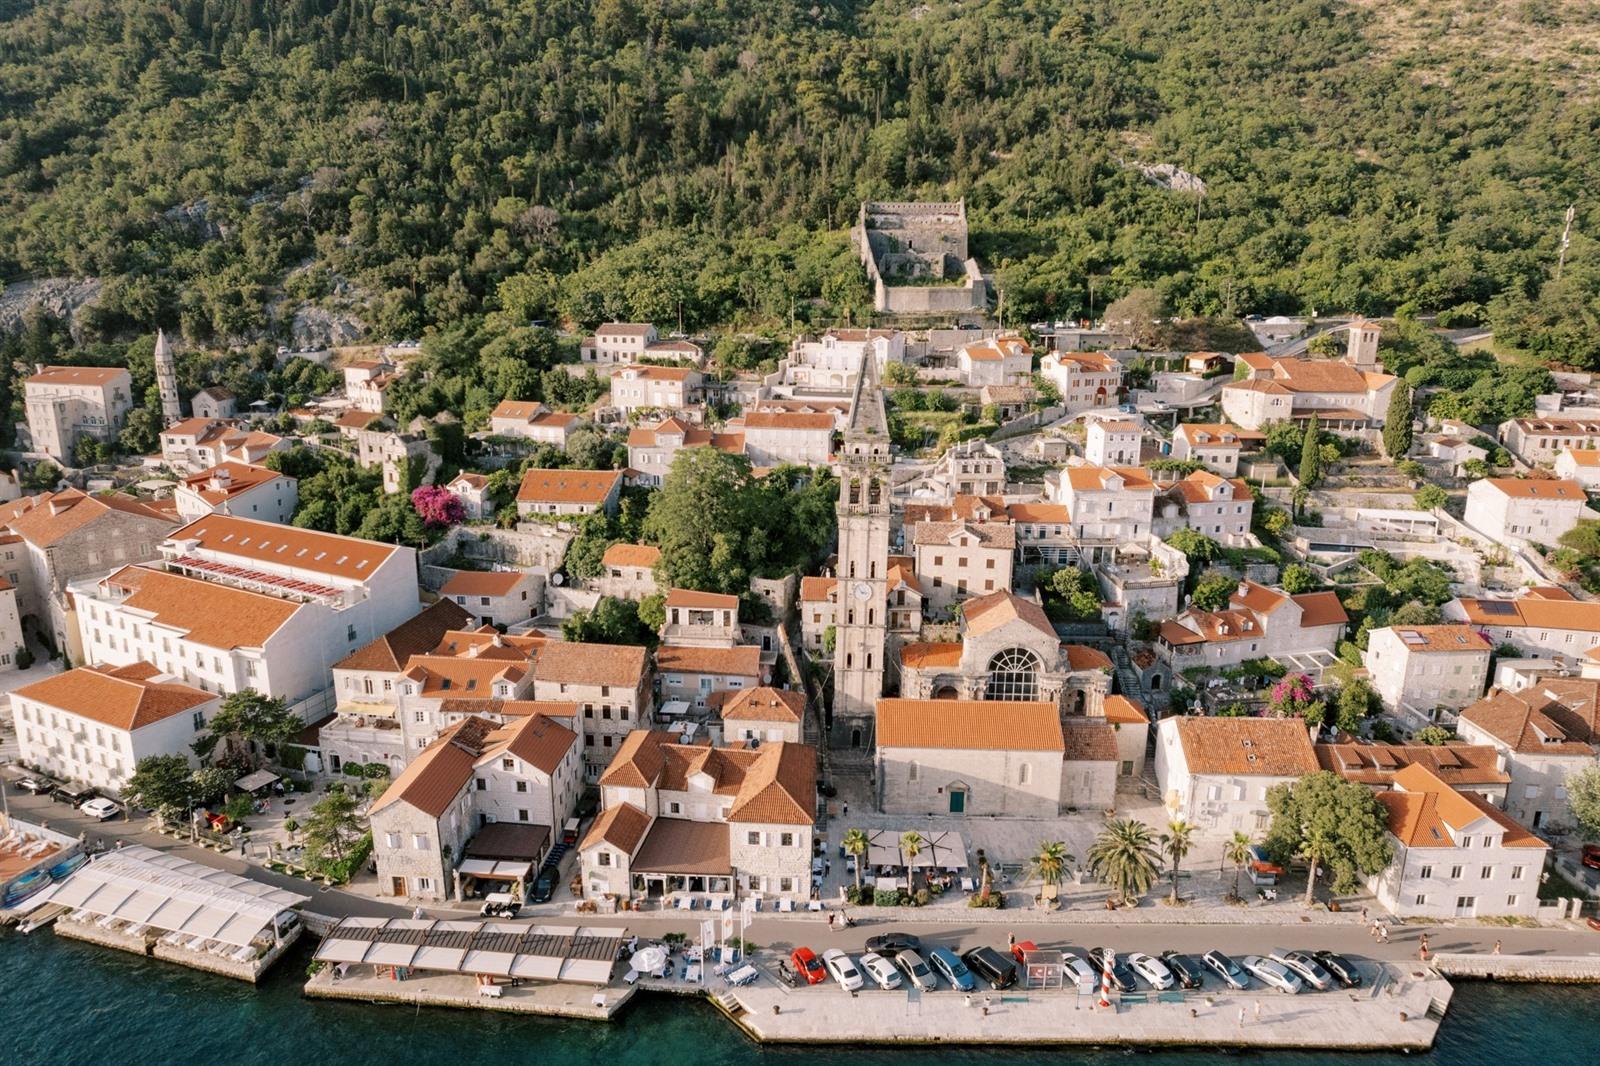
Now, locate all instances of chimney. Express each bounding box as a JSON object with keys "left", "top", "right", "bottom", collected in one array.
[{"left": 1236, "top": 581, "right": 1250, "bottom": 599}]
